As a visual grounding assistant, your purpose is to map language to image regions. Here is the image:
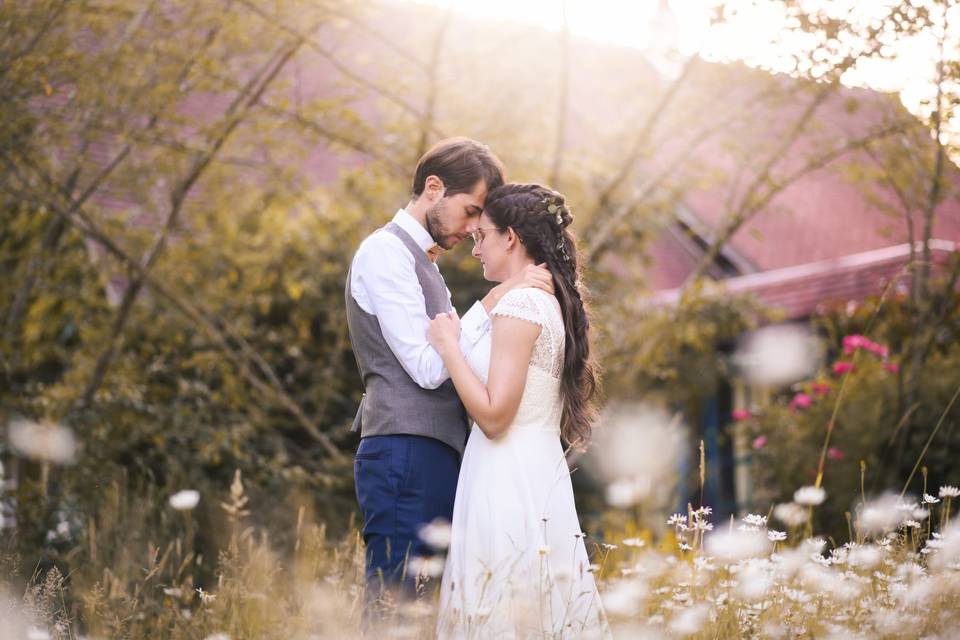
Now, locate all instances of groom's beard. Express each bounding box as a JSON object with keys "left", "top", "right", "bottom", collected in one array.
[{"left": 425, "top": 199, "right": 462, "bottom": 250}]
